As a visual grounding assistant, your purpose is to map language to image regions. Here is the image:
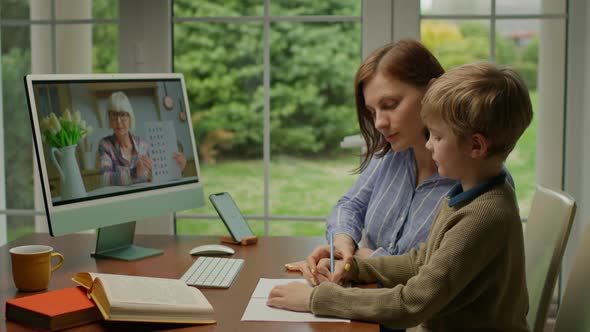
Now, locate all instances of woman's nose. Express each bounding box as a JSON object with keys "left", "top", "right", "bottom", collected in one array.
[{"left": 374, "top": 111, "right": 388, "bottom": 130}]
